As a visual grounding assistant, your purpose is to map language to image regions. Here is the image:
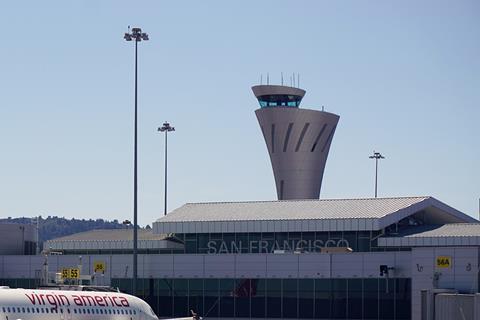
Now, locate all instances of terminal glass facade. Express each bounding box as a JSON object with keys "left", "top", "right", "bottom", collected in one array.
[
  {"left": 55, "top": 231, "right": 411, "bottom": 255},
  {"left": 174, "top": 230, "right": 409, "bottom": 254},
  {"left": 112, "top": 277, "right": 411, "bottom": 319}
]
